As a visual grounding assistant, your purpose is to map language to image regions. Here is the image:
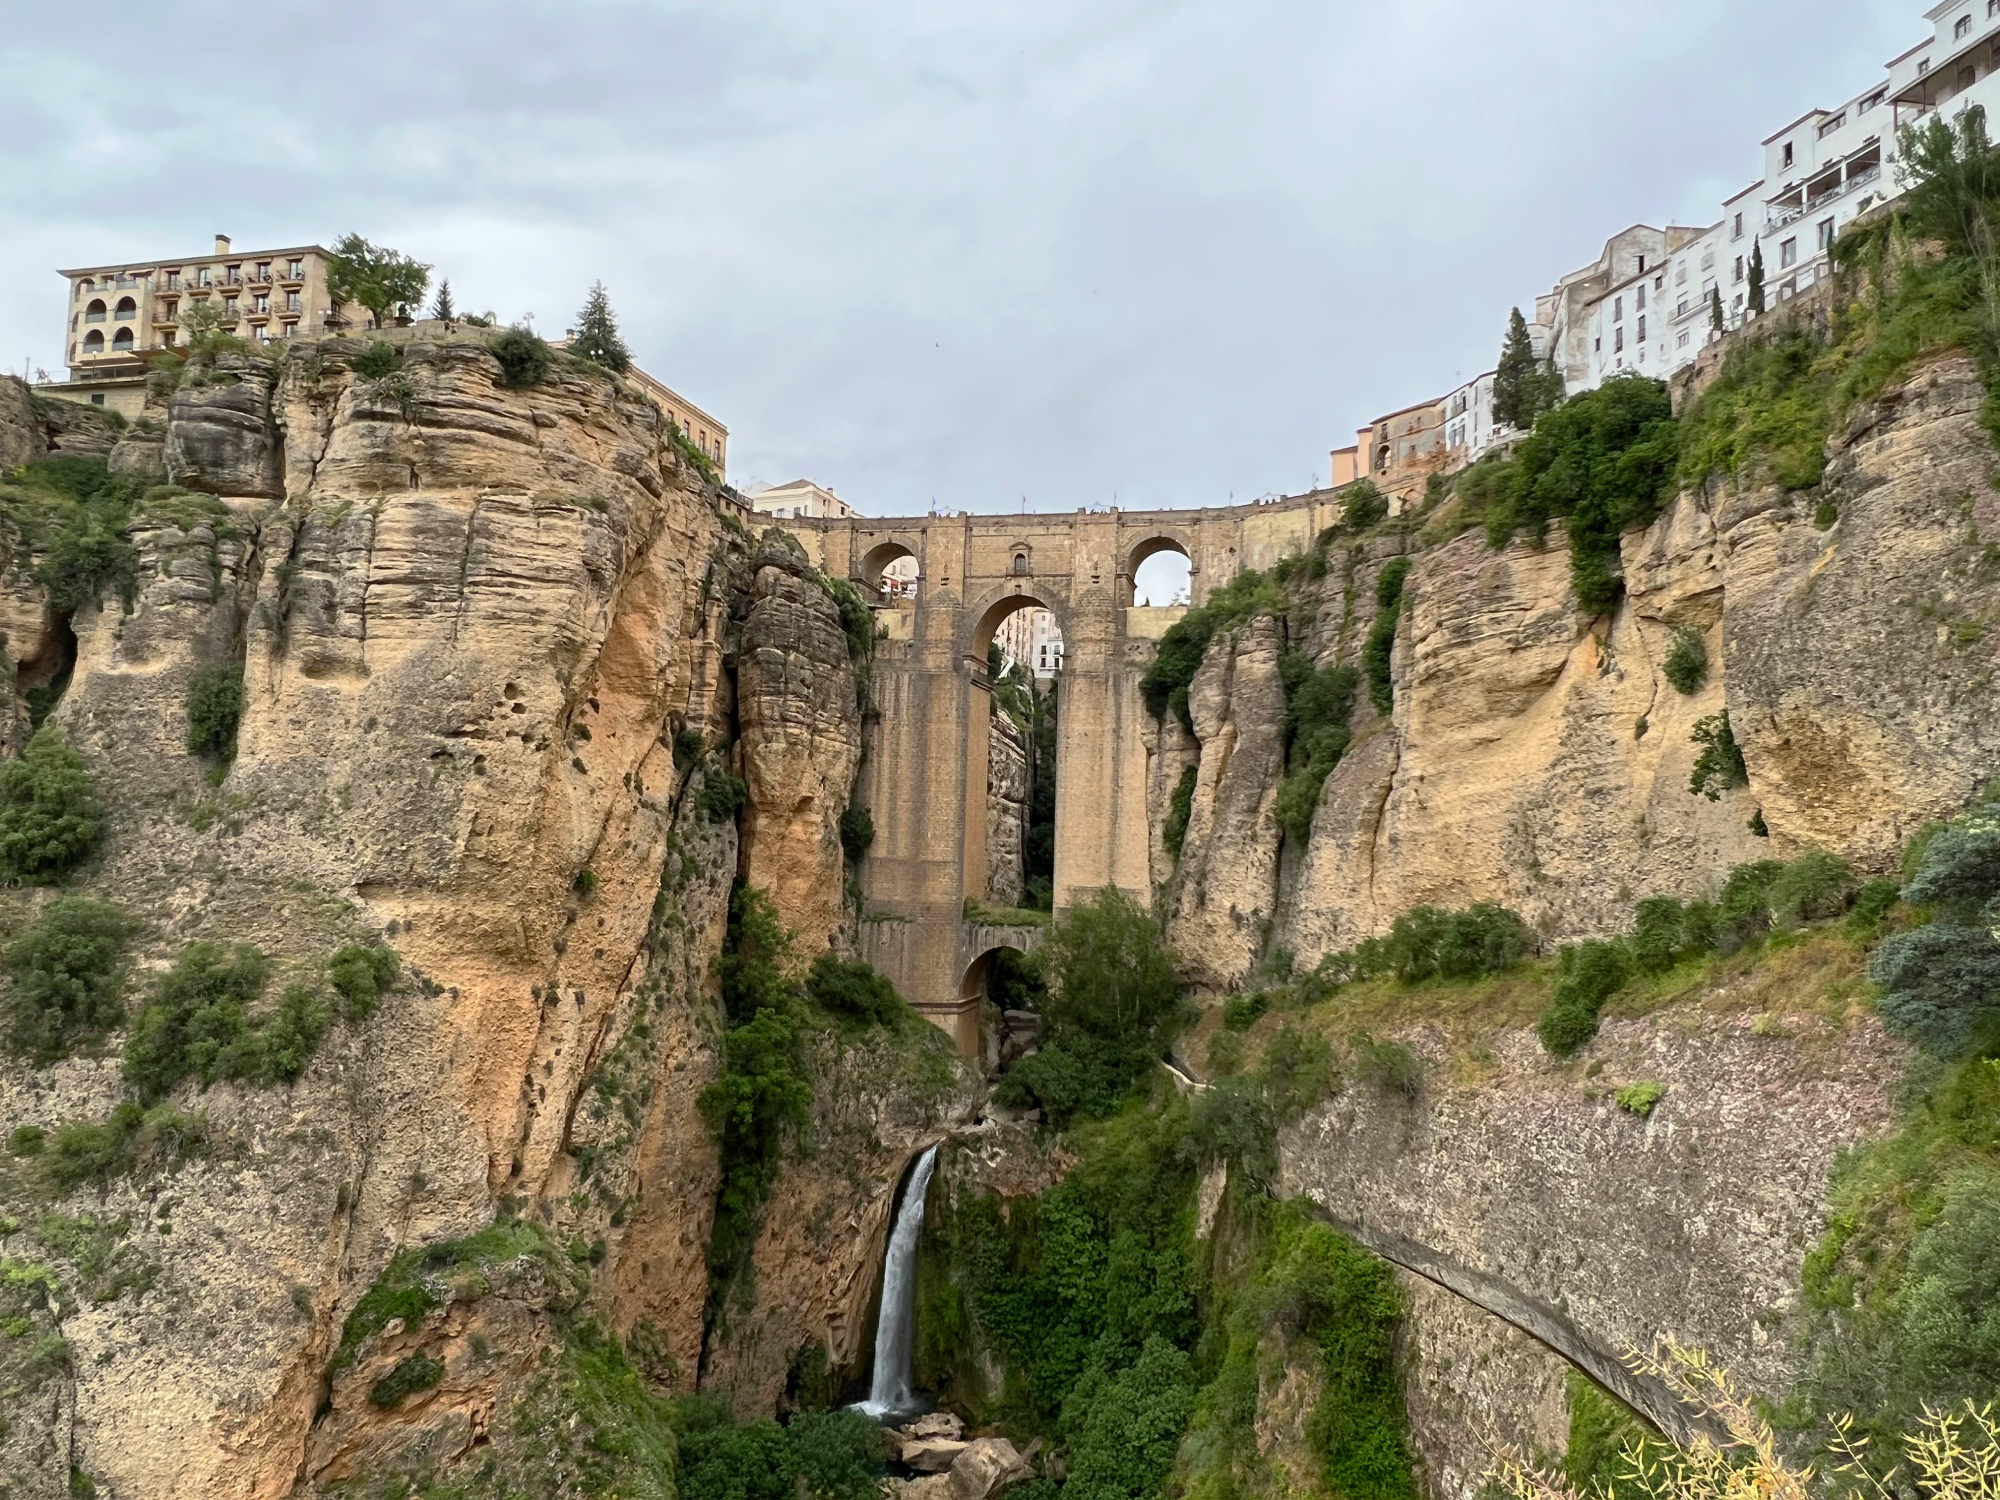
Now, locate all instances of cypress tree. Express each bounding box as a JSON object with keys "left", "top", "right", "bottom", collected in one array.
[
  {"left": 1747, "top": 242, "right": 1766, "bottom": 315},
  {"left": 1709, "top": 286, "right": 1724, "bottom": 333},
  {"left": 570, "top": 282, "right": 632, "bottom": 374},
  {"left": 1493, "top": 307, "right": 1541, "bottom": 430},
  {"left": 430, "top": 279, "right": 455, "bottom": 322}
]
